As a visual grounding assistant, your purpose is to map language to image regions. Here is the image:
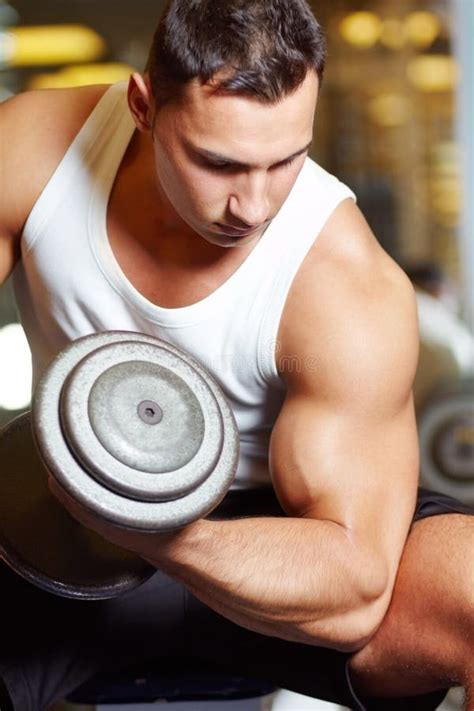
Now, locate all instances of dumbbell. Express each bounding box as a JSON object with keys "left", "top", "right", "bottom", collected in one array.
[
  {"left": 418, "top": 379, "right": 474, "bottom": 505},
  {"left": 0, "top": 331, "right": 239, "bottom": 600}
]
